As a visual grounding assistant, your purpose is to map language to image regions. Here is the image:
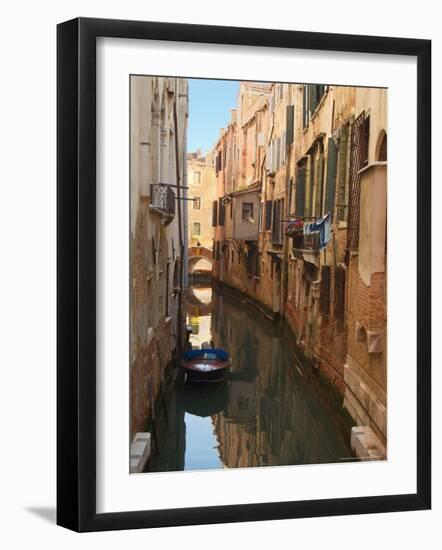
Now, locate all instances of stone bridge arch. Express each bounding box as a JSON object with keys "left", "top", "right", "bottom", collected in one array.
[{"left": 188, "top": 245, "right": 213, "bottom": 274}]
